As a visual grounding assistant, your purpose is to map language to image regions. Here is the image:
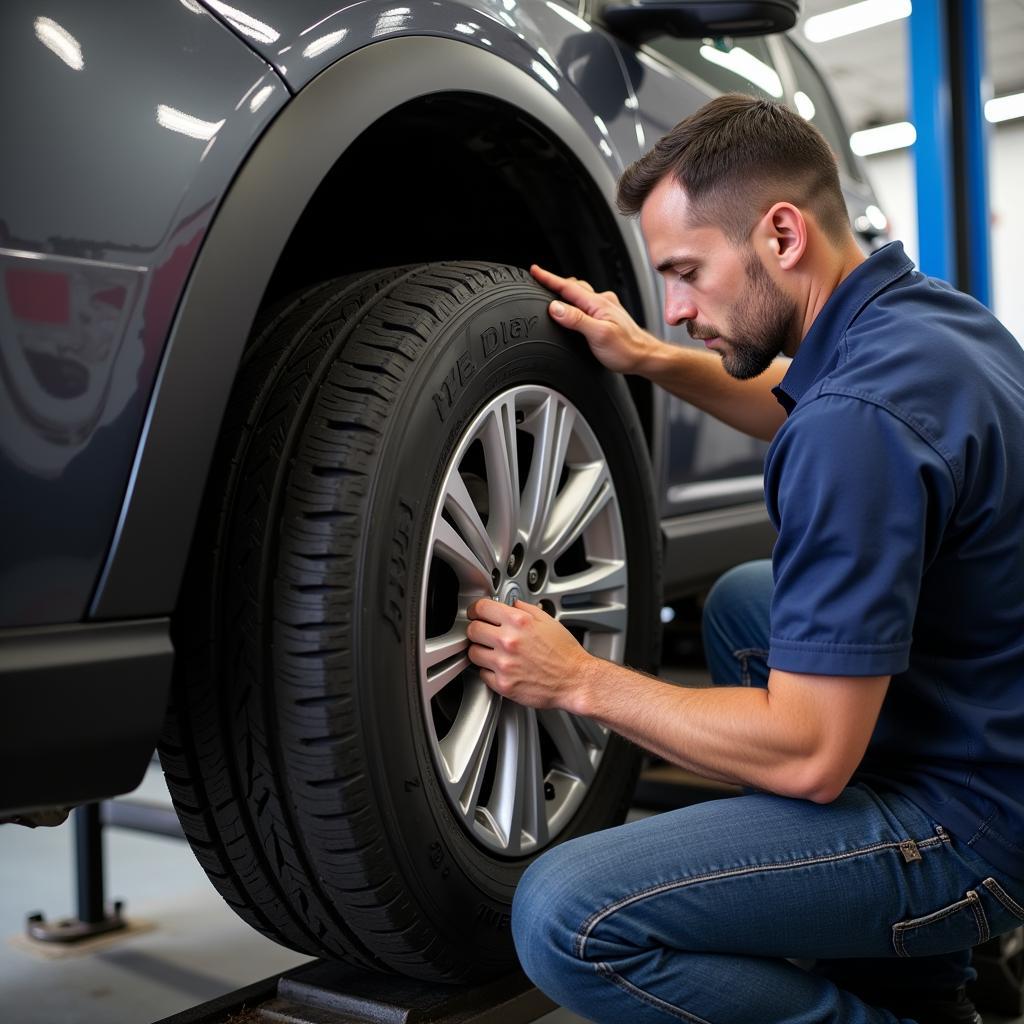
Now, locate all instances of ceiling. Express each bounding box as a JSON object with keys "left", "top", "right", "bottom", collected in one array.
[{"left": 795, "top": 0, "right": 1024, "bottom": 133}]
